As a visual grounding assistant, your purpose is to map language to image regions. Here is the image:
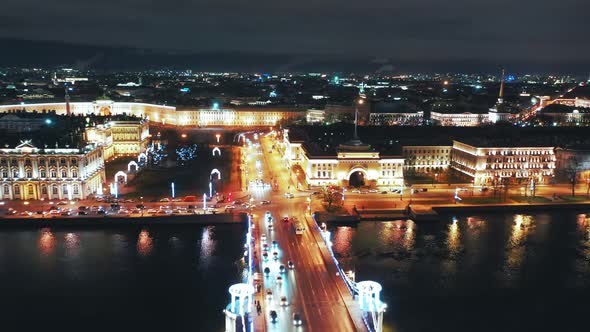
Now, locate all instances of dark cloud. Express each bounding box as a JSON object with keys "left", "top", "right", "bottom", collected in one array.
[{"left": 0, "top": 0, "right": 588, "bottom": 63}]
